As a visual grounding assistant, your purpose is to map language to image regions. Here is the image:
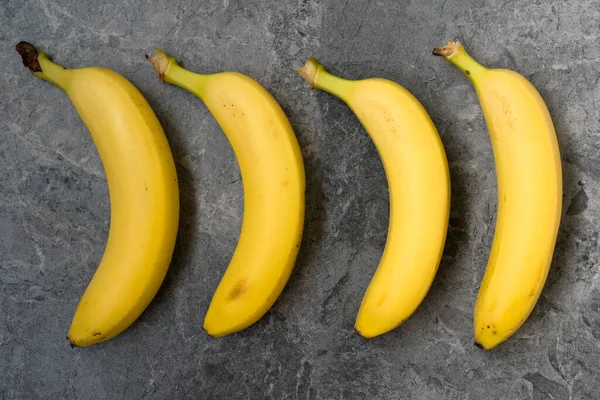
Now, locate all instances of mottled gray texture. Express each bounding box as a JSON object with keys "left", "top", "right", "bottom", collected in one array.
[{"left": 0, "top": 0, "right": 598, "bottom": 398}]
